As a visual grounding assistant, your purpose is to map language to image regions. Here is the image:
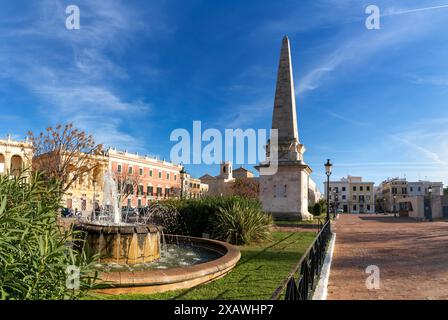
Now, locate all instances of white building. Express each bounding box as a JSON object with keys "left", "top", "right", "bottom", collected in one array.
[{"left": 408, "top": 181, "right": 443, "bottom": 196}]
